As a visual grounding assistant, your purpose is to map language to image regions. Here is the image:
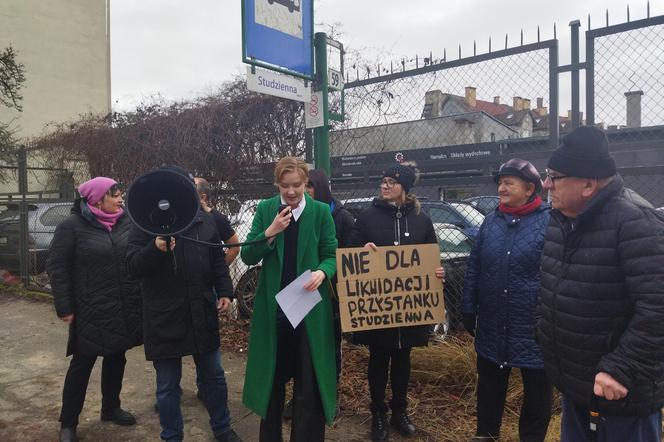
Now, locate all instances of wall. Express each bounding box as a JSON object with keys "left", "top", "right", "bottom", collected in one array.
[
  {"left": 0, "top": 0, "right": 110, "bottom": 139},
  {"left": 331, "top": 112, "right": 516, "bottom": 156}
]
